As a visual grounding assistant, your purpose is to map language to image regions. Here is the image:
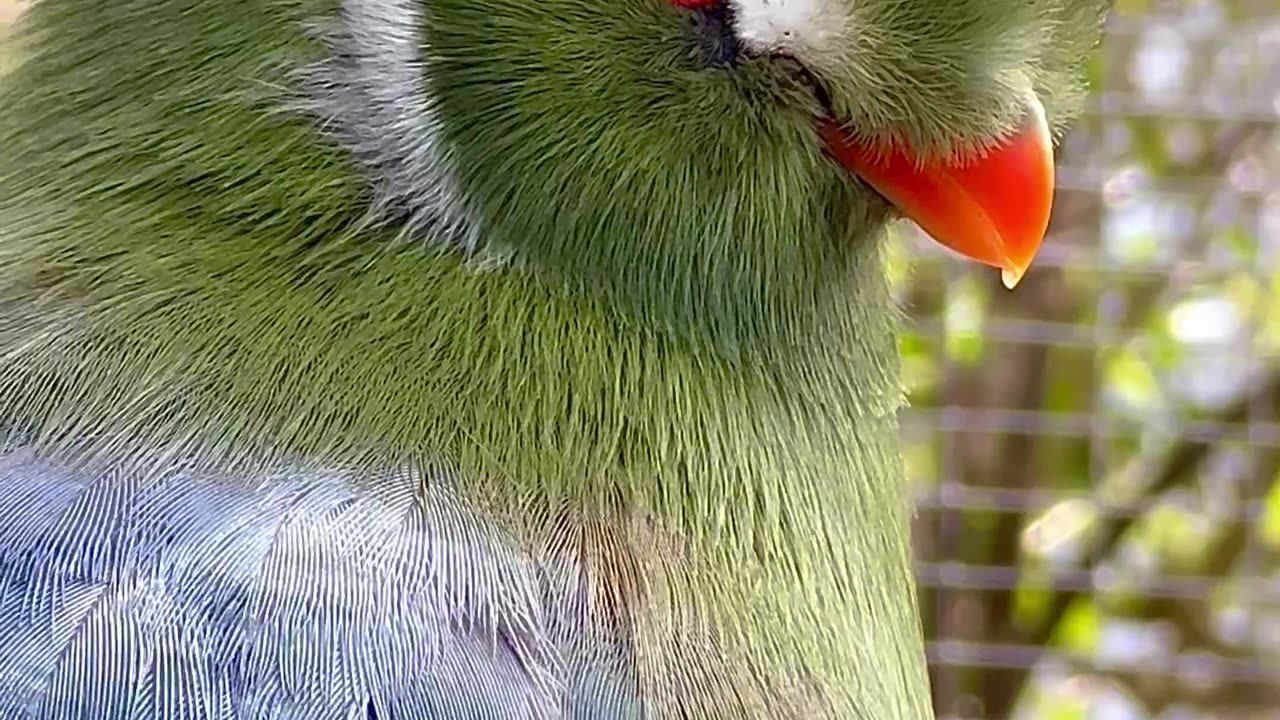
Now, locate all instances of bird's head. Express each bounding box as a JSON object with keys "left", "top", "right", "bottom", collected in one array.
[{"left": 381, "top": 0, "right": 1106, "bottom": 331}]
